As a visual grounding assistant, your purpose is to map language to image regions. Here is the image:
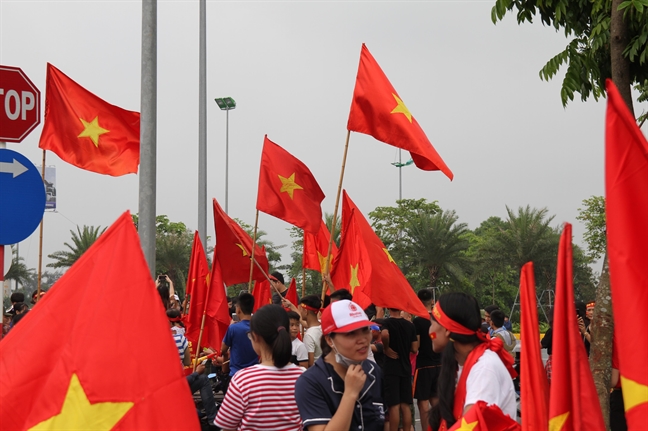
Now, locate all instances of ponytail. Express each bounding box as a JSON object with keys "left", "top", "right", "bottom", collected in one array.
[{"left": 250, "top": 305, "right": 292, "bottom": 368}]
